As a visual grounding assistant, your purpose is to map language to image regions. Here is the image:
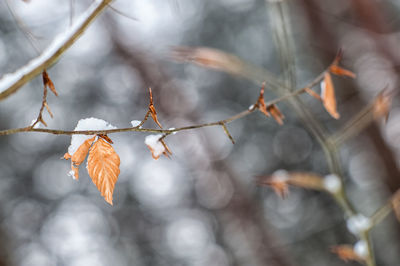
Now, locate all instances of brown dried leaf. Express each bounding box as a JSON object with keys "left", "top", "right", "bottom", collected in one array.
[
  {"left": 322, "top": 72, "right": 340, "bottom": 119},
  {"left": 304, "top": 87, "right": 322, "bottom": 101},
  {"left": 172, "top": 46, "right": 243, "bottom": 76},
  {"left": 266, "top": 104, "right": 284, "bottom": 125},
  {"left": 373, "top": 91, "right": 391, "bottom": 122},
  {"left": 42, "top": 70, "right": 58, "bottom": 96},
  {"left": 331, "top": 245, "right": 364, "bottom": 263},
  {"left": 87, "top": 138, "right": 121, "bottom": 205},
  {"left": 256, "top": 83, "right": 270, "bottom": 117},
  {"left": 329, "top": 65, "right": 356, "bottom": 78},
  {"left": 148, "top": 88, "right": 163, "bottom": 128}
]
